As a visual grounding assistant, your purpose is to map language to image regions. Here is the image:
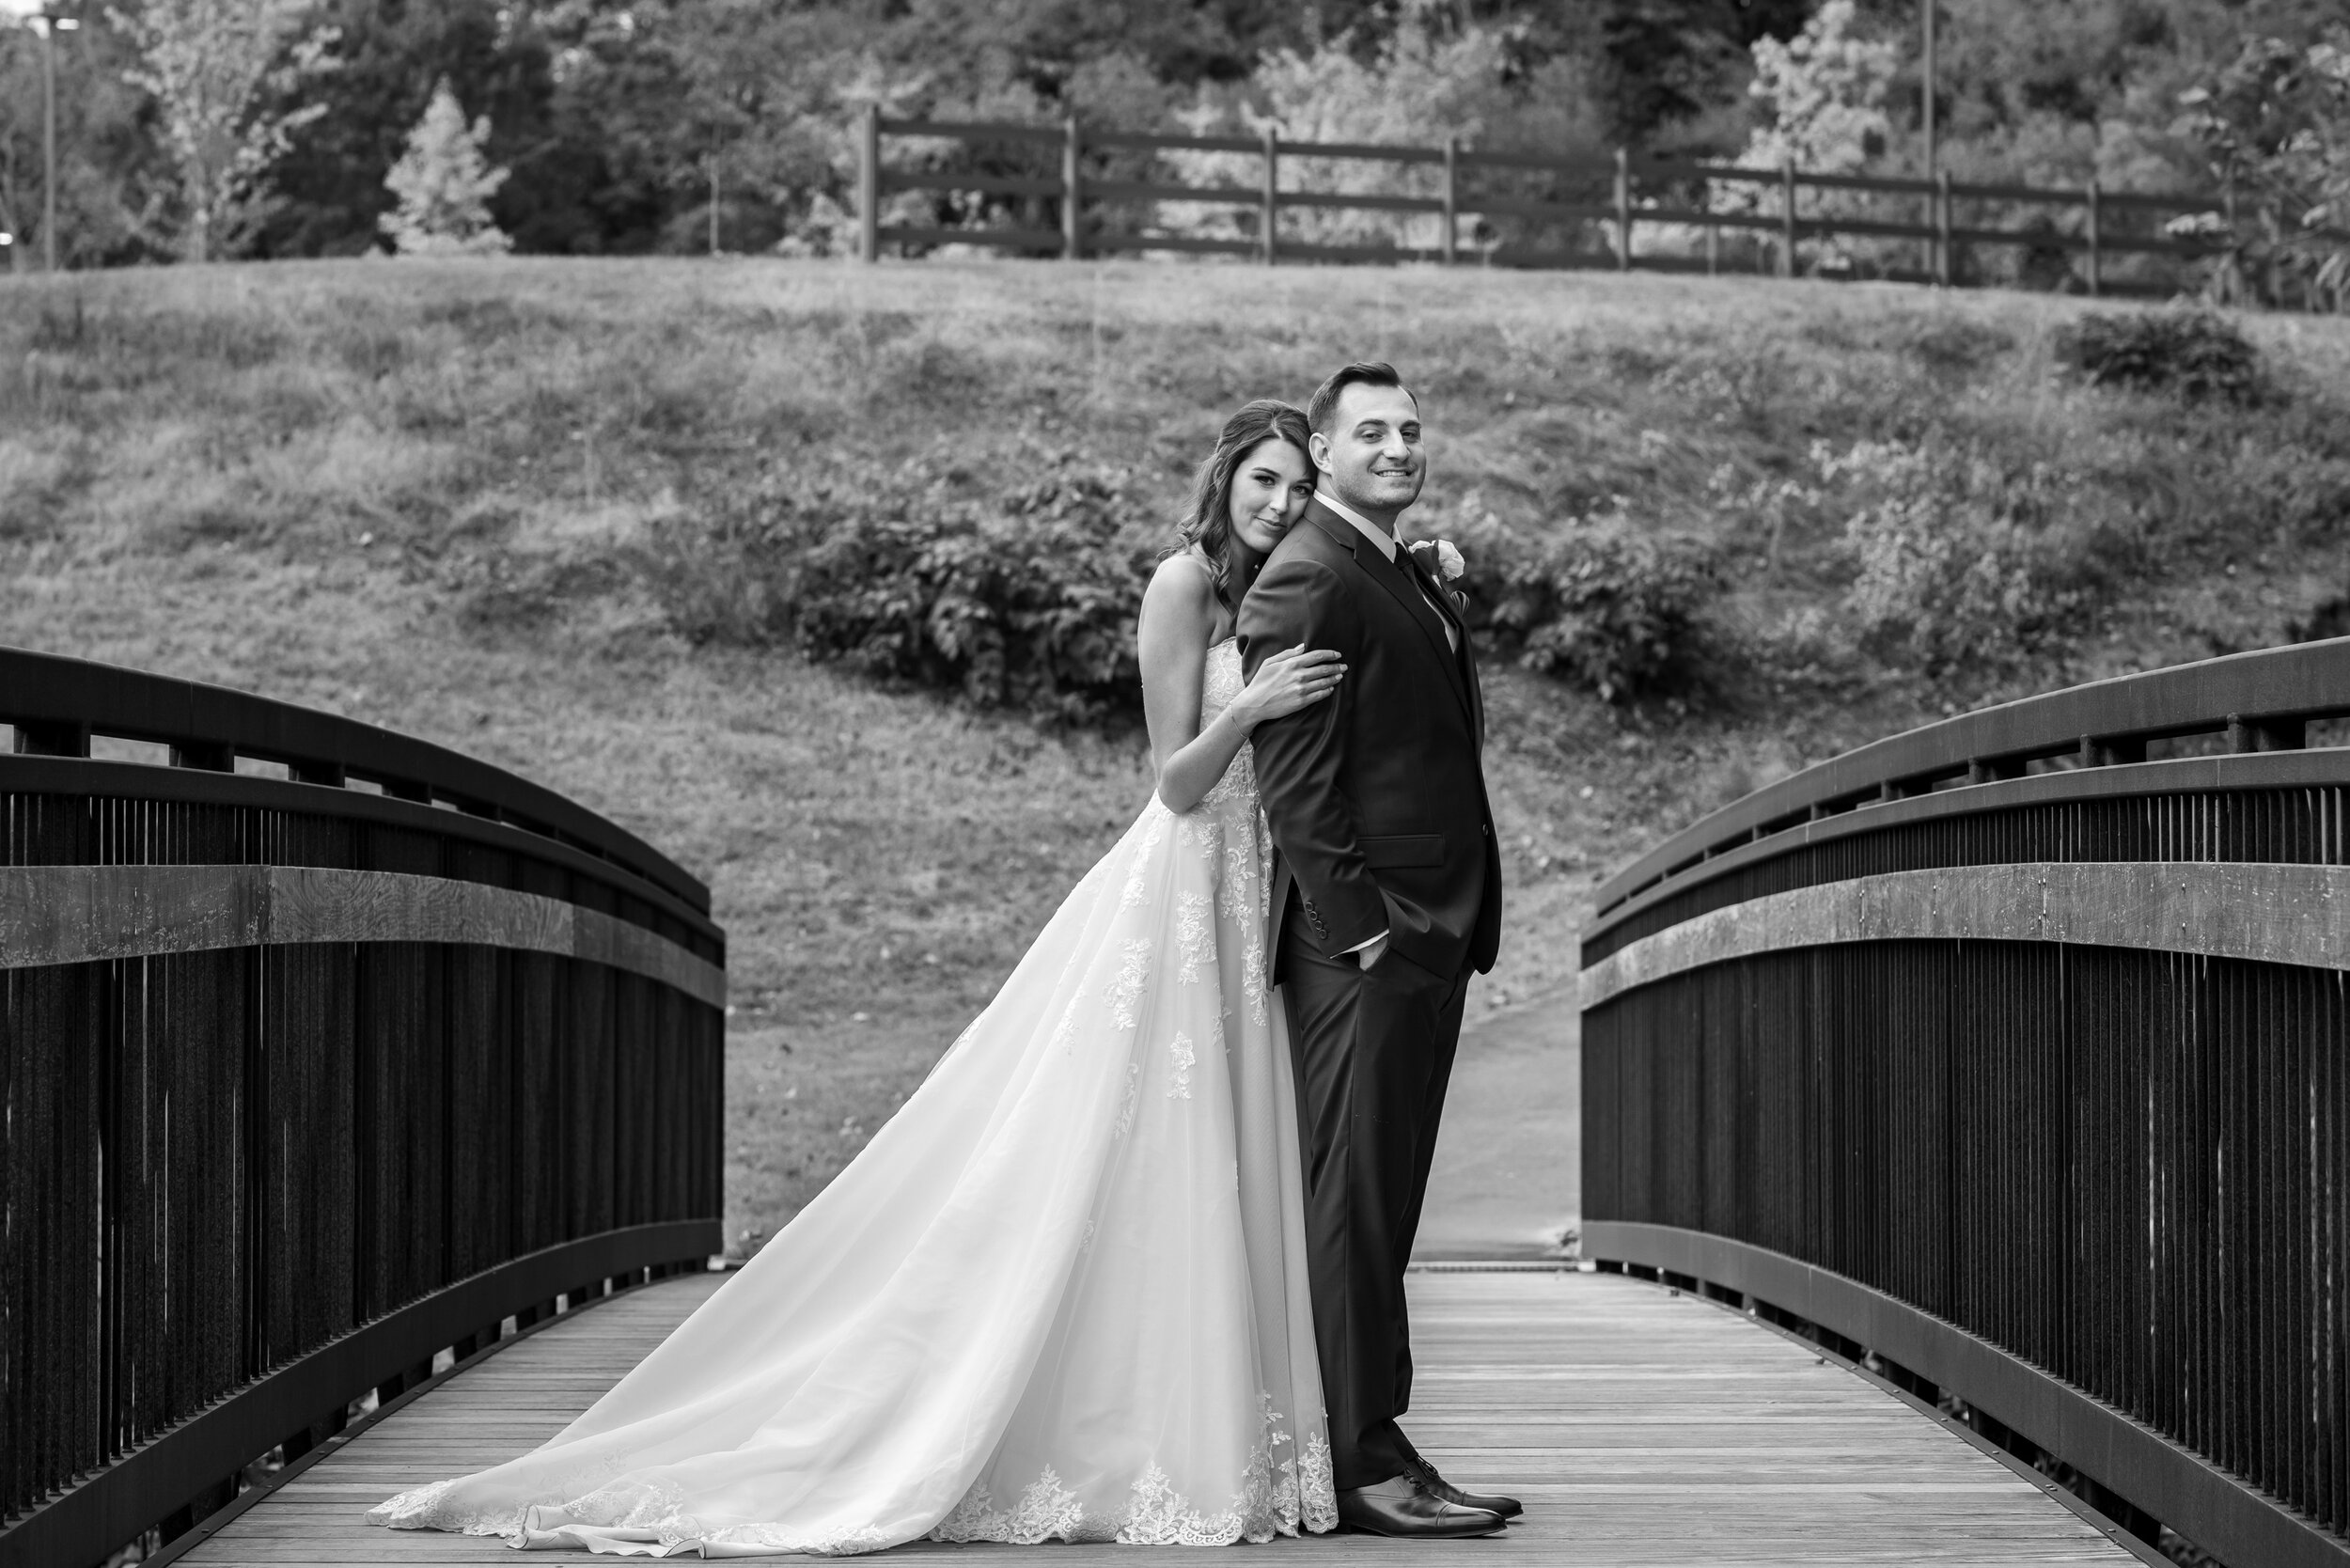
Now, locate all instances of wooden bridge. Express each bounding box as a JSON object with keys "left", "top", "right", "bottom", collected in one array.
[{"left": 4, "top": 638, "right": 2348, "bottom": 1567}]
